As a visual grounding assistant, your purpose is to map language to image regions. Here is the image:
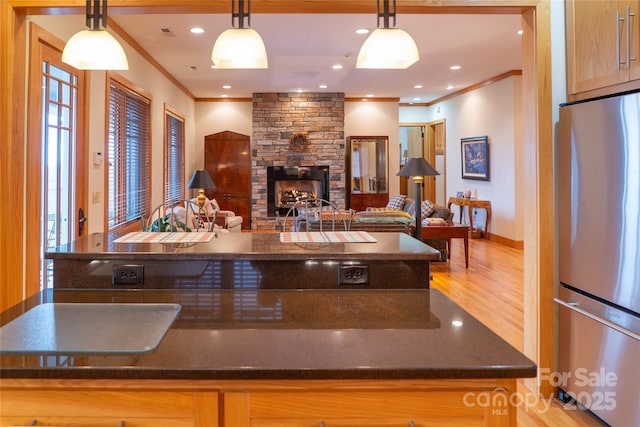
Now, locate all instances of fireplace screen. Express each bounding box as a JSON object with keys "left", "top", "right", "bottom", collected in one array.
[
  {"left": 275, "top": 180, "right": 322, "bottom": 208},
  {"left": 267, "top": 166, "right": 330, "bottom": 216}
]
